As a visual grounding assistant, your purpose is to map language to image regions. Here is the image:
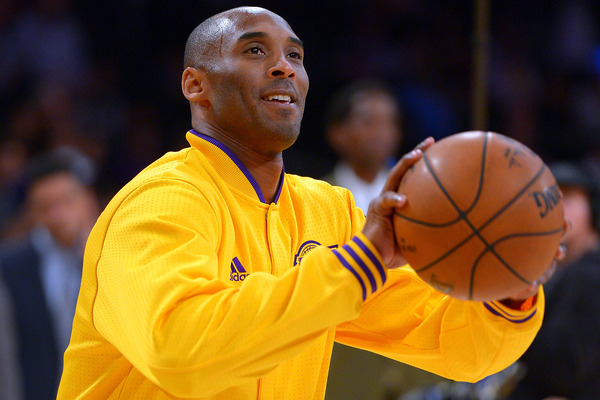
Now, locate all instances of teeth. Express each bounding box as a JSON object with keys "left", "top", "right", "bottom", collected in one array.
[{"left": 266, "top": 94, "right": 291, "bottom": 102}]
